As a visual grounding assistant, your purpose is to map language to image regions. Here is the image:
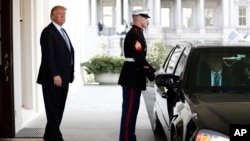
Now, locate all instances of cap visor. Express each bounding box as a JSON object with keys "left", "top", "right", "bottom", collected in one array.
[{"left": 140, "top": 14, "right": 150, "bottom": 18}]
